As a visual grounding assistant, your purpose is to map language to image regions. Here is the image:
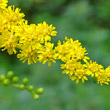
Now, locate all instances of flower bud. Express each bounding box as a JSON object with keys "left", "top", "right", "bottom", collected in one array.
[
  {"left": 35, "top": 88, "right": 44, "bottom": 95},
  {"left": 7, "top": 71, "right": 14, "bottom": 78},
  {"left": 19, "top": 84, "right": 25, "bottom": 90},
  {"left": 2, "top": 79, "right": 10, "bottom": 86},
  {"left": 27, "top": 85, "right": 34, "bottom": 92},
  {"left": 0, "top": 75, "right": 6, "bottom": 81},
  {"left": 12, "top": 76, "right": 19, "bottom": 83},
  {"left": 22, "top": 78, "right": 29, "bottom": 85},
  {"left": 32, "top": 93, "right": 39, "bottom": 100}
]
